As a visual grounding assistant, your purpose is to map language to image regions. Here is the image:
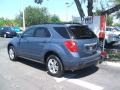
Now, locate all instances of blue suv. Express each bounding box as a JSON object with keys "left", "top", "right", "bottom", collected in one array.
[{"left": 8, "top": 23, "right": 101, "bottom": 77}]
